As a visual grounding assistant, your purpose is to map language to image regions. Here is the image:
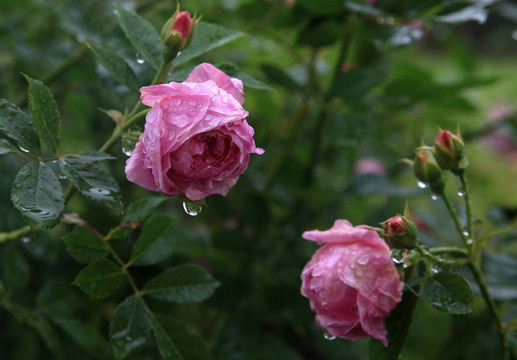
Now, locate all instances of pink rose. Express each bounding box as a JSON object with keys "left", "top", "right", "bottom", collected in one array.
[
  {"left": 301, "top": 220, "right": 404, "bottom": 346},
  {"left": 125, "top": 63, "right": 264, "bottom": 201}
]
